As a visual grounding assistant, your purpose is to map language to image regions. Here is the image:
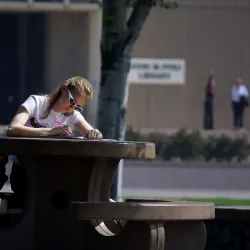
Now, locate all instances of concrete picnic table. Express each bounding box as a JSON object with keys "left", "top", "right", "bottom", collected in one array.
[{"left": 0, "top": 136, "right": 214, "bottom": 250}]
